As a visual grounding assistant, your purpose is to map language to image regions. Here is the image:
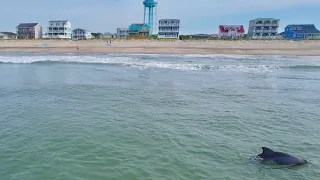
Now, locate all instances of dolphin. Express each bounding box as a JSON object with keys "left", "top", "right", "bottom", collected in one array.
[{"left": 257, "top": 147, "right": 308, "bottom": 166}]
